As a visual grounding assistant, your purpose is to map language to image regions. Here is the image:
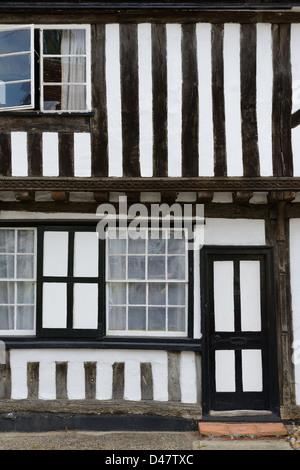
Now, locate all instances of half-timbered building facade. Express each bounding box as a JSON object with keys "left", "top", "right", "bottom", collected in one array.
[{"left": 0, "top": 0, "right": 300, "bottom": 430}]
